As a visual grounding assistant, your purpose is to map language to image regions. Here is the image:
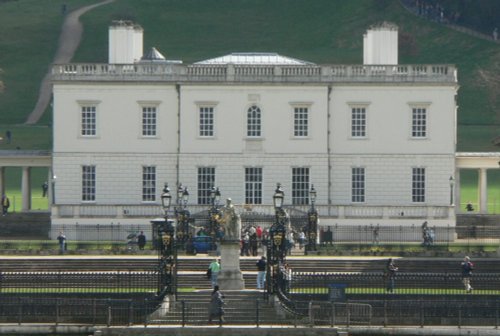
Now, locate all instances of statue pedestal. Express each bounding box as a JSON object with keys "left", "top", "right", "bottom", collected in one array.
[{"left": 217, "top": 241, "right": 245, "bottom": 290}]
